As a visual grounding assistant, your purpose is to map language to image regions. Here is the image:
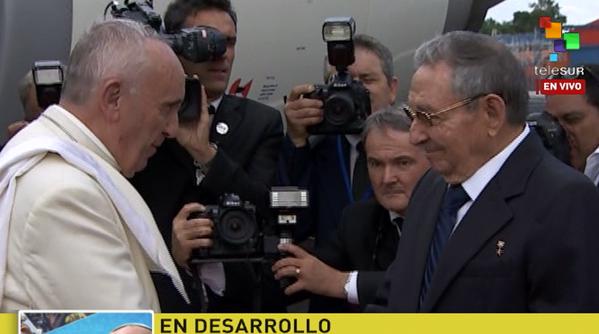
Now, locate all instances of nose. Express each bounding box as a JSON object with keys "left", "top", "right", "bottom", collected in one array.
[
  {"left": 163, "top": 112, "right": 179, "bottom": 138},
  {"left": 382, "top": 165, "right": 398, "bottom": 184},
  {"left": 409, "top": 119, "right": 429, "bottom": 146}
]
